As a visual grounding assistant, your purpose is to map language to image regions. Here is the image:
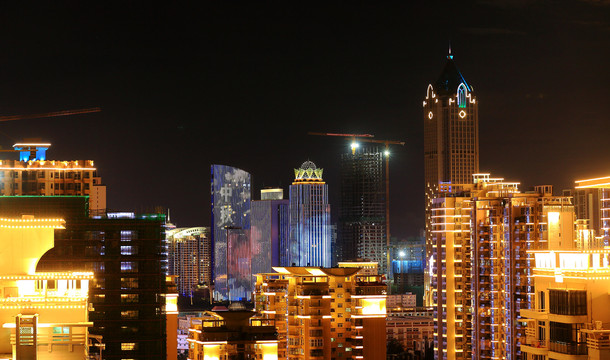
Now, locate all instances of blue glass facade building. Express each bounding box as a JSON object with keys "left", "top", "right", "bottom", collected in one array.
[
  {"left": 288, "top": 161, "right": 331, "bottom": 267},
  {"left": 251, "top": 198, "right": 290, "bottom": 272},
  {"left": 210, "top": 165, "right": 251, "bottom": 301}
]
